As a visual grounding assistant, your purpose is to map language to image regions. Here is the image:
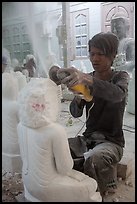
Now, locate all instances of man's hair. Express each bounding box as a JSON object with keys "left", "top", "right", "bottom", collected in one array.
[{"left": 88, "top": 32, "right": 119, "bottom": 59}]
